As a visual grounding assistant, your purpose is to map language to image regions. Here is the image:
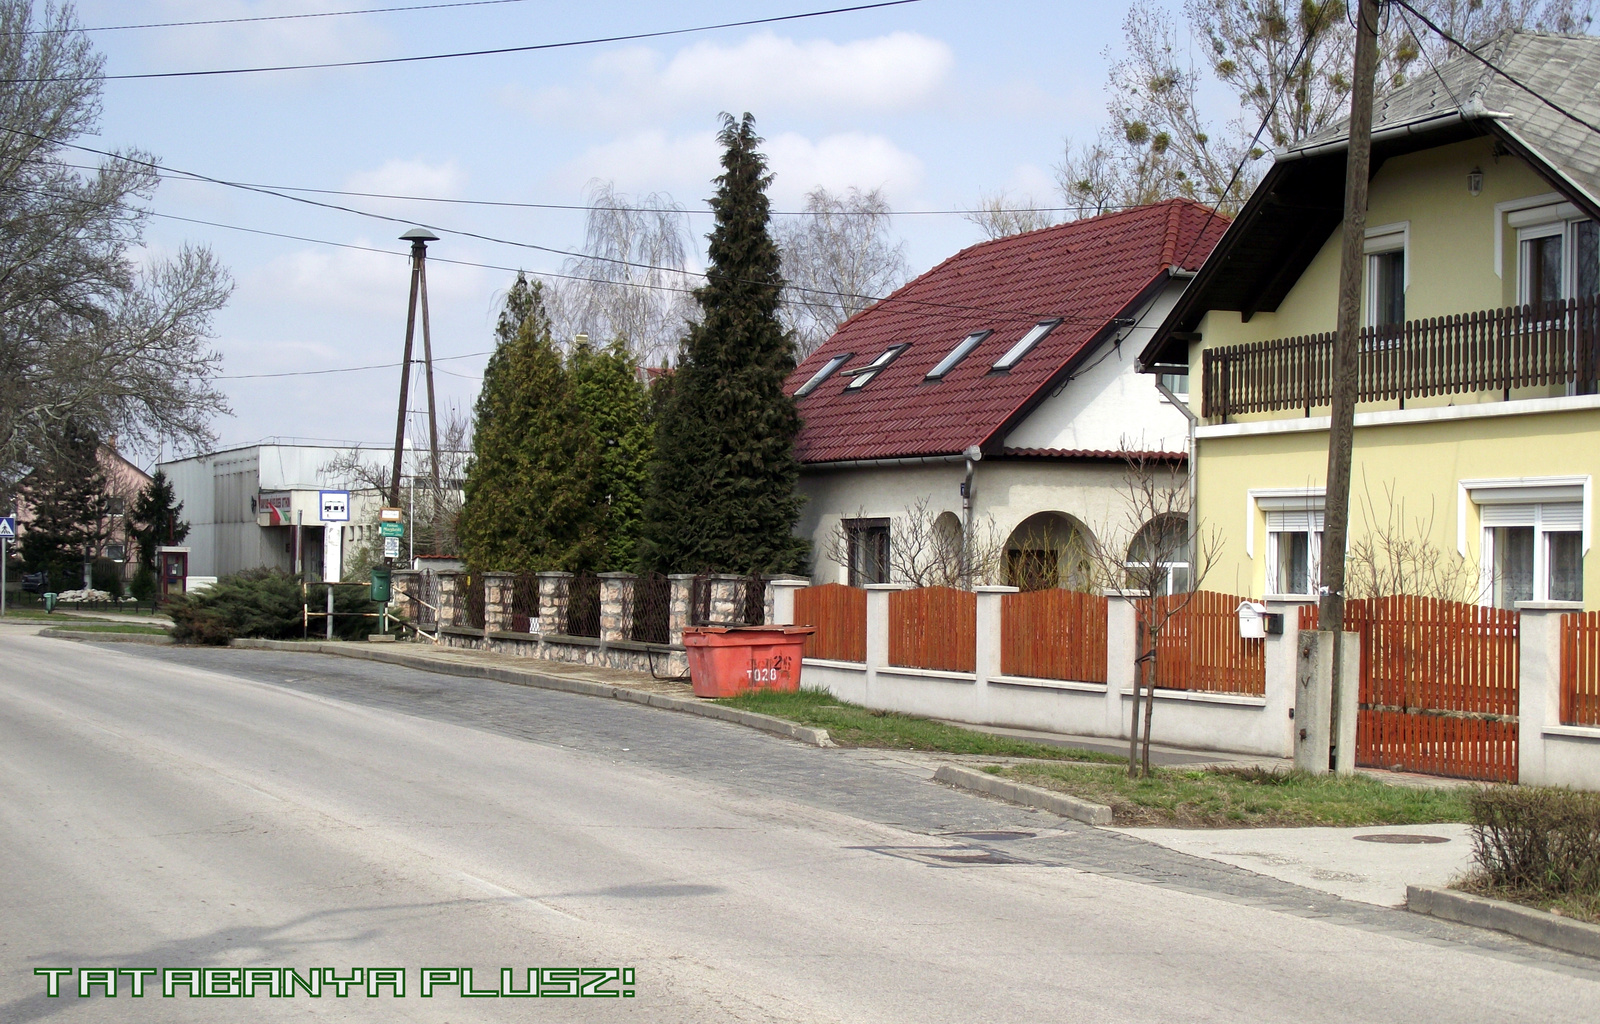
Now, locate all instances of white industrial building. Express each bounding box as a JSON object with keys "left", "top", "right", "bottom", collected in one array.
[{"left": 158, "top": 443, "right": 393, "bottom": 583}]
